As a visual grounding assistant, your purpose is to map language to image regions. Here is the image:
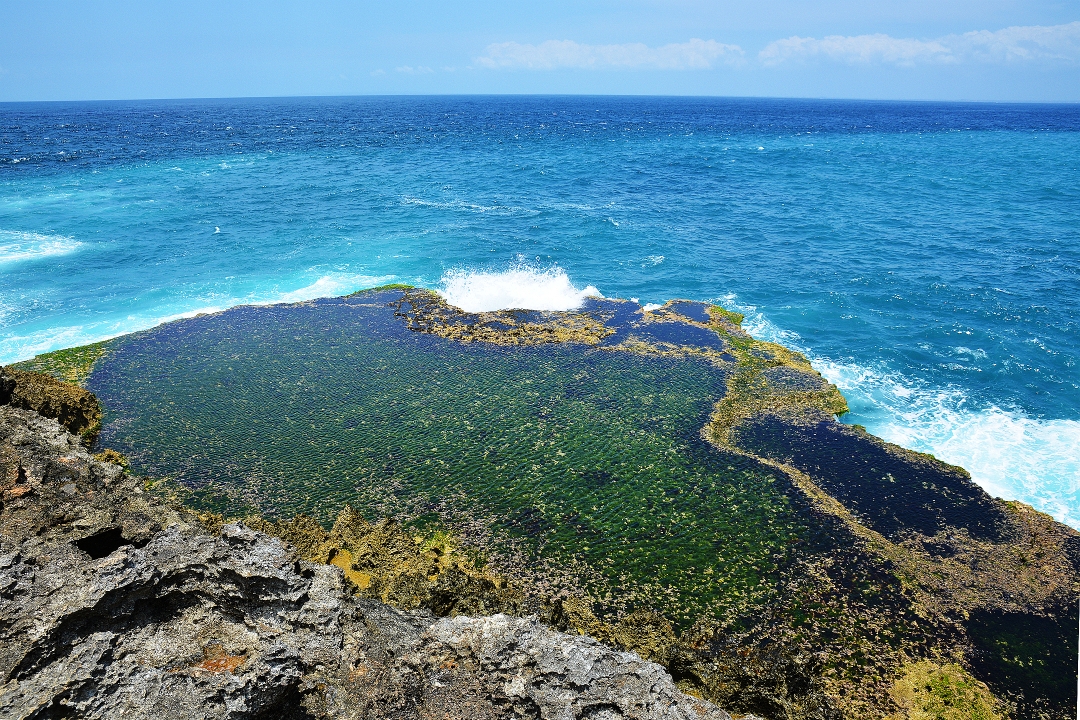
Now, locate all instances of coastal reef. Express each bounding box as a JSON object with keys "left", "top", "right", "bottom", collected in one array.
[
  {"left": 10, "top": 287, "right": 1080, "bottom": 719},
  {"left": 388, "top": 287, "right": 614, "bottom": 345},
  {"left": 0, "top": 378, "right": 736, "bottom": 720}
]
